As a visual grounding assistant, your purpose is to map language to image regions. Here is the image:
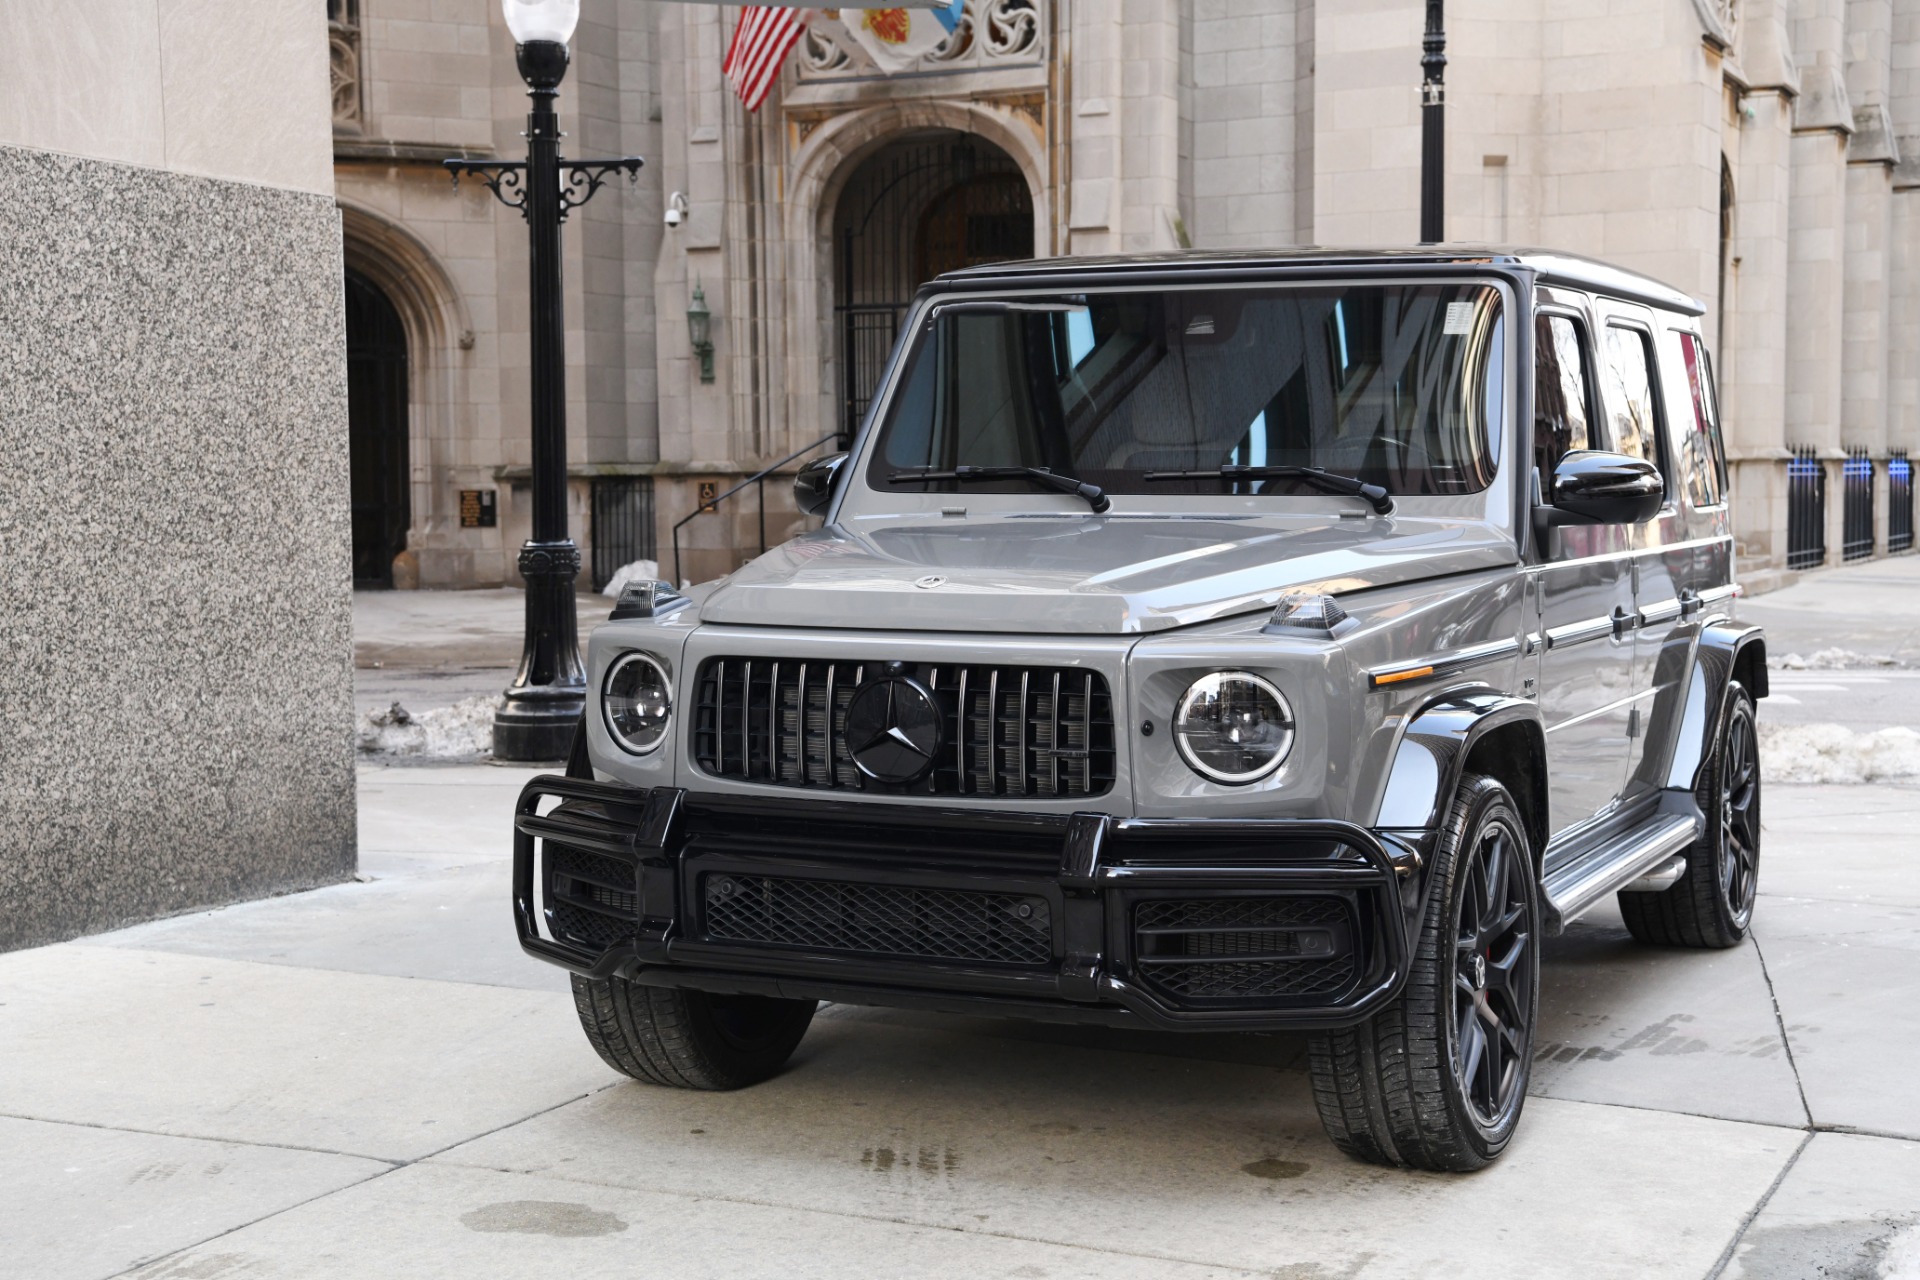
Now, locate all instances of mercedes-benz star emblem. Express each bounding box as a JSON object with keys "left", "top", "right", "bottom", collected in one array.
[
  {"left": 914, "top": 575, "right": 947, "bottom": 589},
  {"left": 844, "top": 676, "right": 943, "bottom": 785}
]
